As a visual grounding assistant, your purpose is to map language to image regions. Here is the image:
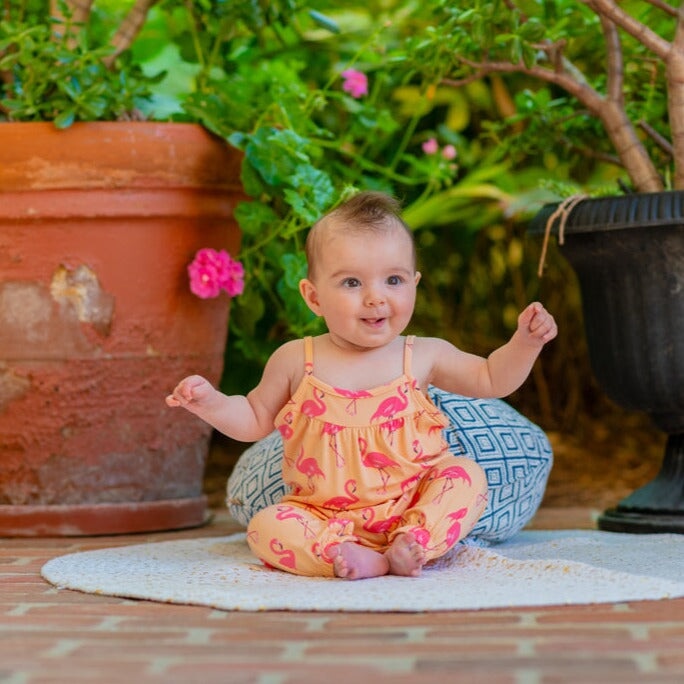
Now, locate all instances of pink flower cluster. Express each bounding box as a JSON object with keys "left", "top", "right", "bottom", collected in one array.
[
  {"left": 421, "top": 137, "right": 457, "bottom": 160},
  {"left": 188, "top": 248, "right": 244, "bottom": 299},
  {"left": 341, "top": 69, "right": 368, "bottom": 98}
]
